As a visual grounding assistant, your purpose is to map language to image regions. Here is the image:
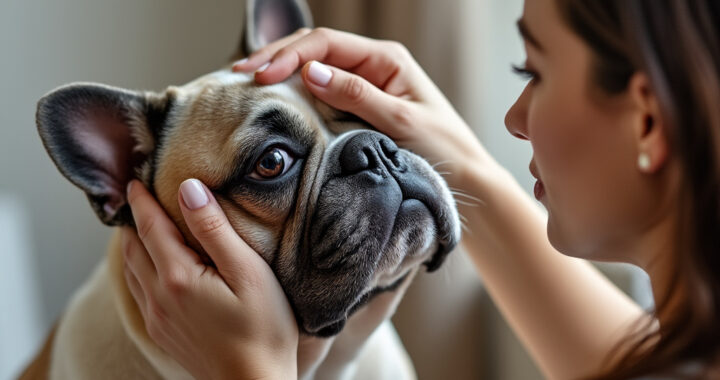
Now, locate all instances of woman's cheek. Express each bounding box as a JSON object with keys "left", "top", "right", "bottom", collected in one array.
[{"left": 528, "top": 105, "right": 596, "bottom": 253}]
